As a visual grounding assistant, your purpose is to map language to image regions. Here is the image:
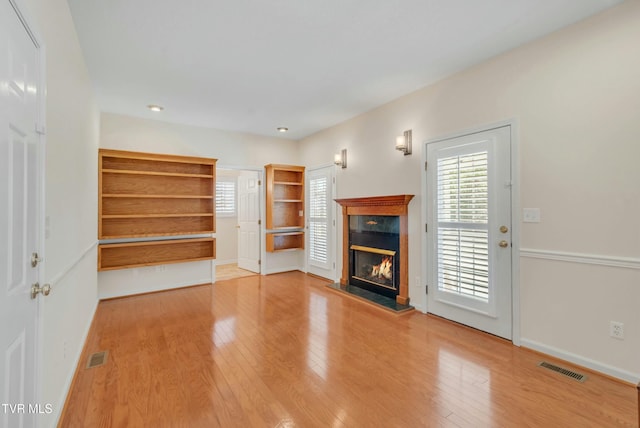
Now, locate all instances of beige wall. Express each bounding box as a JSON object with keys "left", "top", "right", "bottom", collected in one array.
[
  {"left": 300, "top": 2, "right": 640, "bottom": 381},
  {"left": 21, "top": 0, "right": 101, "bottom": 426},
  {"left": 100, "top": 112, "right": 300, "bottom": 167}
]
